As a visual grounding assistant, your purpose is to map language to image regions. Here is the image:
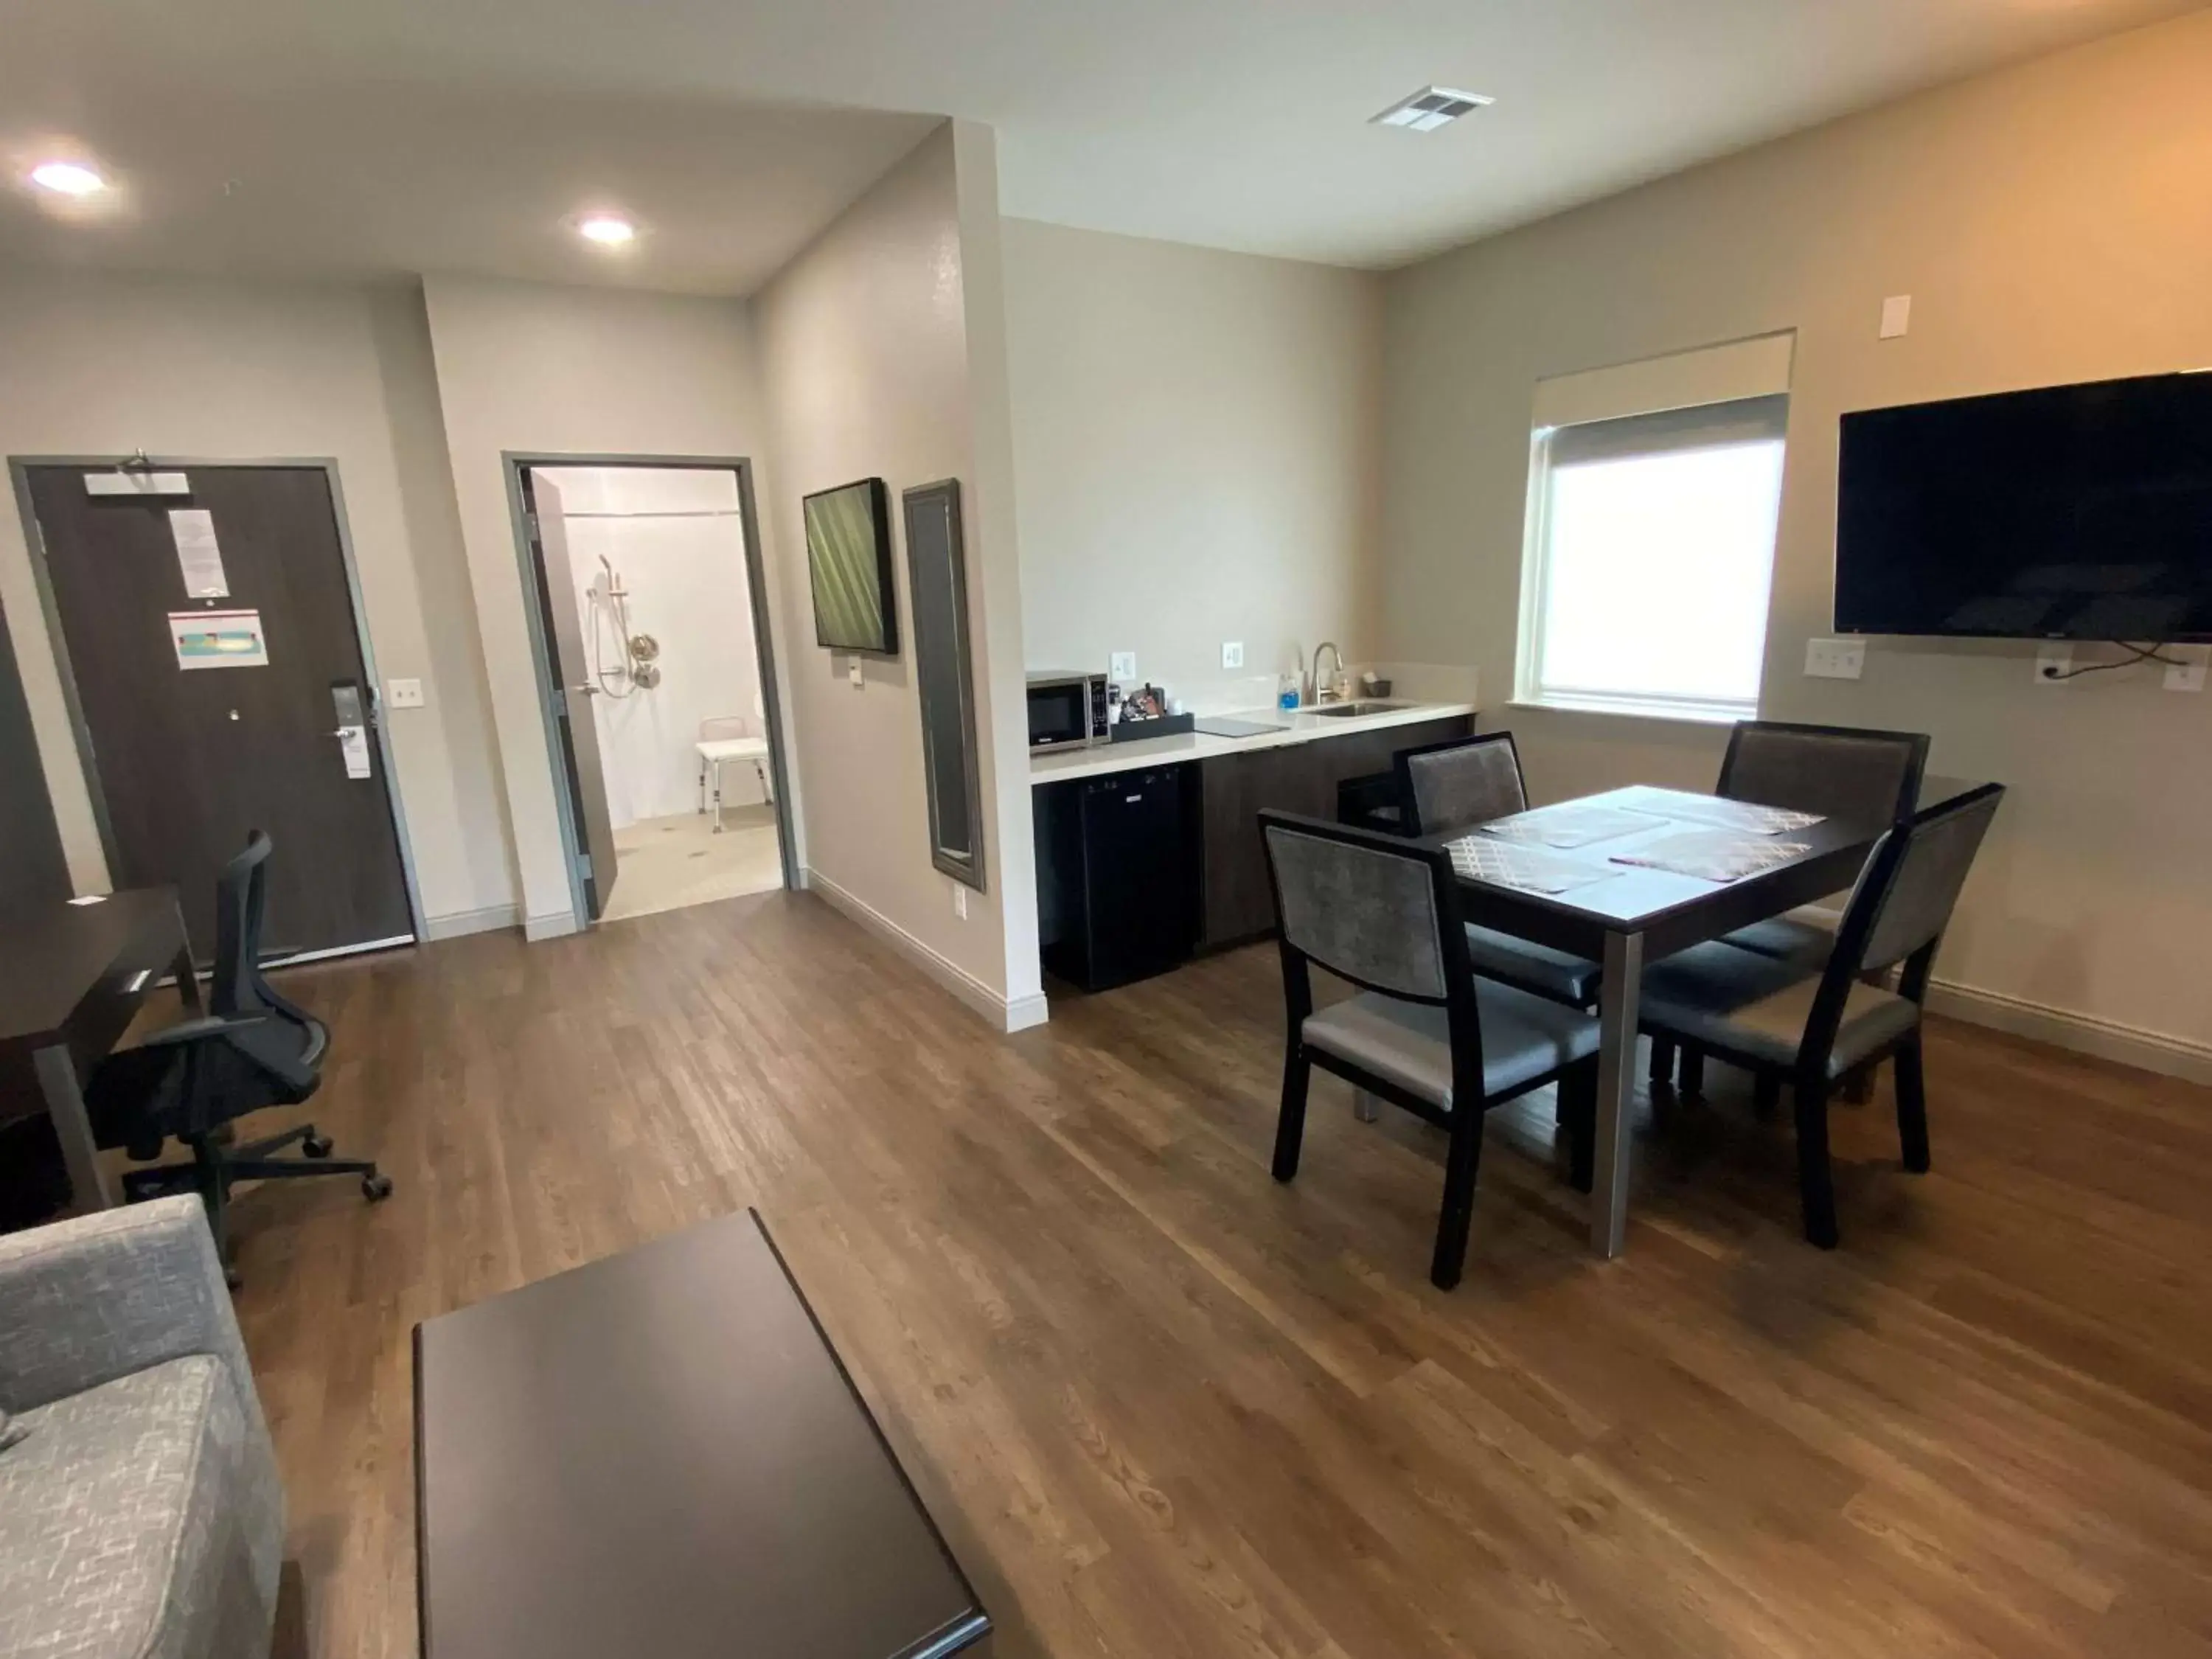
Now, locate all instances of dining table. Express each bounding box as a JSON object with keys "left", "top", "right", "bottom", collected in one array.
[{"left": 1425, "top": 776, "right": 1980, "bottom": 1259}]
